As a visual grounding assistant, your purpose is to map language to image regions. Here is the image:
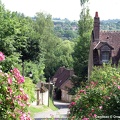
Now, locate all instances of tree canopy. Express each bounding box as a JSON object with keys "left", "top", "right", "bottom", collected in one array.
[
  {"left": 70, "top": 0, "right": 93, "bottom": 94},
  {"left": 0, "top": 1, "right": 75, "bottom": 83}
]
